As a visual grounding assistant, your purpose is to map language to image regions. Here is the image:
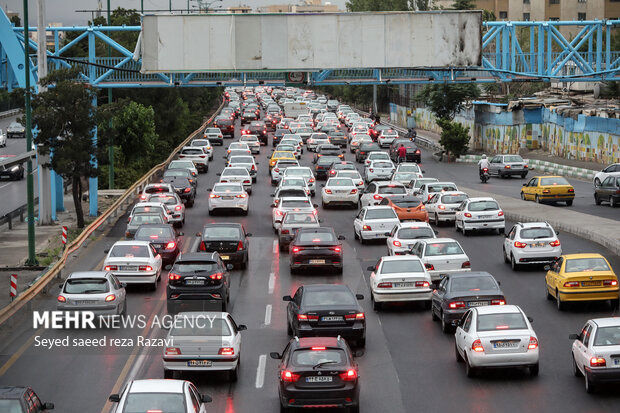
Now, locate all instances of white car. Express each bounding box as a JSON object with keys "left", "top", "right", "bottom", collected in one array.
[
  {"left": 146, "top": 192, "right": 185, "bottom": 227},
  {"left": 278, "top": 211, "right": 321, "bottom": 250},
  {"left": 168, "top": 159, "right": 198, "bottom": 178},
  {"left": 307, "top": 133, "right": 330, "bottom": 152},
  {"left": 455, "top": 197, "right": 505, "bottom": 235},
  {"left": 226, "top": 141, "right": 251, "bottom": 156},
  {"left": 163, "top": 312, "right": 246, "bottom": 381},
  {"left": 593, "top": 163, "right": 620, "bottom": 186},
  {"left": 108, "top": 379, "right": 212, "bottom": 413},
  {"left": 278, "top": 176, "right": 311, "bottom": 197},
  {"left": 365, "top": 160, "right": 396, "bottom": 183},
  {"left": 455, "top": 305, "right": 539, "bottom": 377},
  {"left": 0, "top": 129, "right": 6, "bottom": 147},
  {"left": 208, "top": 182, "right": 249, "bottom": 215},
  {"left": 425, "top": 191, "right": 469, "bottom": 226},
  {"left": 204, "top": 126, "right": 224, "bottom": 145},
  {"left": 282, "top": 134, "right": 304, "bottom": 153},
  {"left": 353, "top": 206, "right": 400, "bottom": 244},
  {"left": 391, "top": 171, "right": 422, "bottom": 186},
  {"left": 414, "top": 181, "right": 459, "bottom": 202},
  {"left": 378, "top": 129, "right": 399, "bottom": 147},
  {"left": 227, "top": 155, "right": 258, "bottom": 182},
  {"left": 335, "top": 170, "right": 365, "bottom": 190},
  {"left": 368, "top": 255, "right": 432, "bottom": 310},
  {"left": 239, "top": 134, "right": 261, "bottom": 154},
  {"left": 272, "top": 197, "right": 317, "bottom": 231},
  {"left": 103, "top": 241, "right": 162, "bottom": 290},
  {"left": 408, "top": 238, "right": 471, "bottom": 282},
  {"left": 189, "top": 138, "right": 213, "bottom": 160},
  {"left": 140, "top": 183, "right": 176, "bottom": 201},
  {"left": 321, "top": 177, "right": 359, "bottom": 208},
  {"left": 218, "top": 167, "right": 252, "bottom": 194},
  {"left": 406, "top": 177, "right": 438, "bottom": 196},
  {"left": 130, "top": 202, "right": 173, "bottom": 224},
  {"left": 395, "top": 162, "right": 423, "bottom": 176},
  {"left": 571, "top": 317, "right": 620, "bottom": 393},
  {"left": 282, "top": 166, "right": 316, "bottom": 195},
  {"left": 178, "top": 146, "right": 208, "bottom": 173},
  {"left": 386, "top": 222, "right": 437, "bottom": 255},
  {"left": 364, "top": 151, "right": 392, "bottom": 167},
  {"left": 503, "top": 222, "right": 562, "bottom": 270},
  {"left": 360, "top": 181, "right": 408, "bottom": 207},
  {"left": 270, "top": 159, "right": 300, "bottom": 185}
]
